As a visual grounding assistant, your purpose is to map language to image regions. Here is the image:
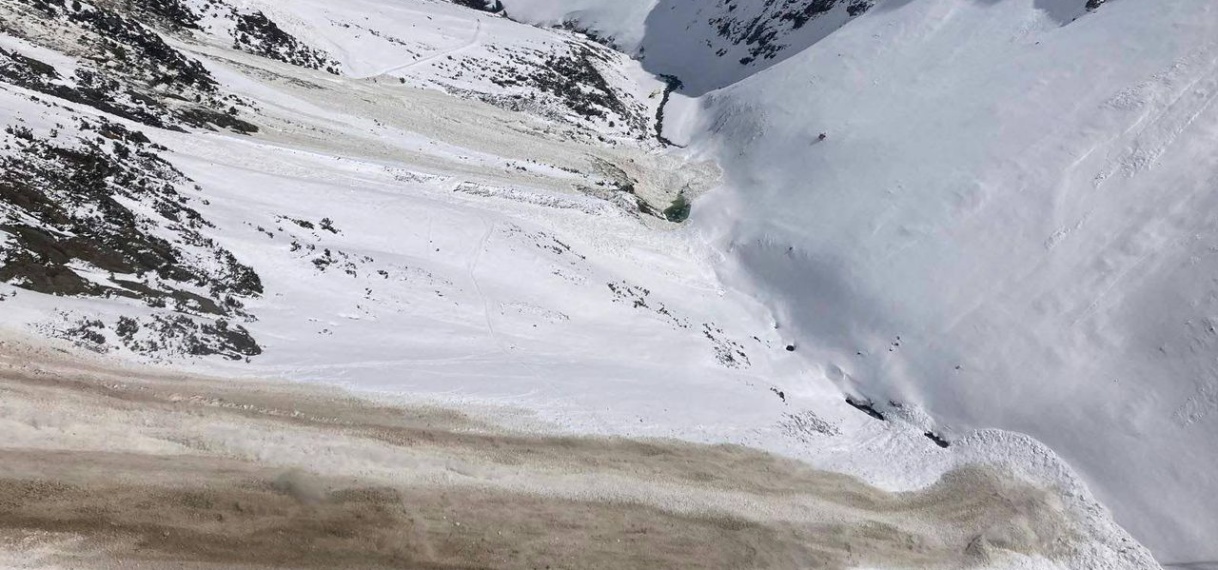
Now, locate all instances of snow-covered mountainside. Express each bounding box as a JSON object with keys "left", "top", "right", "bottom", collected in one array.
[
  {"left": 502, "top": 0, "right": 878, "bottom": 95},
  {"left": 705, "top": 1, "right": 1218, "bottom": 563},
  {"left": 0, "top": 0, "right": 1187, "bottom": 567},
  {"left": 506, "top": 0, "right": 1218, "bottom": 565}
]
